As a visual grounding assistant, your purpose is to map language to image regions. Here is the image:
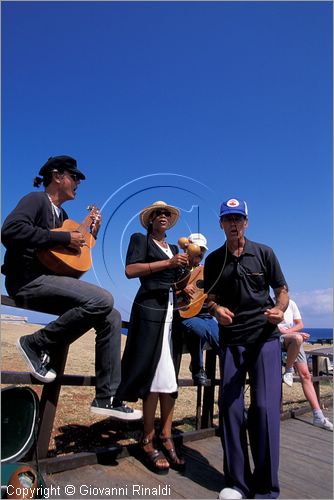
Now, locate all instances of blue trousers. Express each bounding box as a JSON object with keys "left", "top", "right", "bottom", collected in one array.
[
  {"left": 13, "top": 275, "right": 121, "bottom": 400},
  {"left": 181, "top": 314, "right": 219, "bottom": 373},
  {"left": 219, "top": 339, "right": 281, "bottom": 499}
]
